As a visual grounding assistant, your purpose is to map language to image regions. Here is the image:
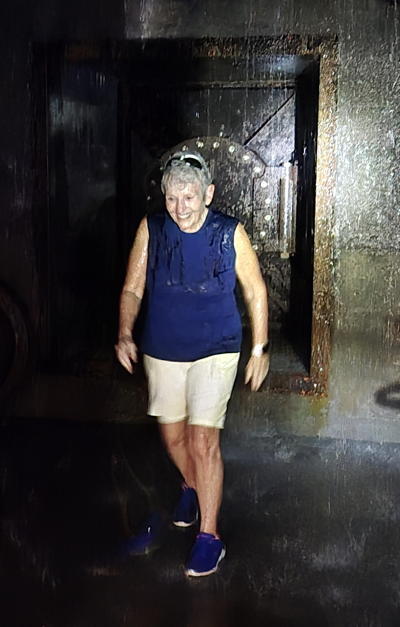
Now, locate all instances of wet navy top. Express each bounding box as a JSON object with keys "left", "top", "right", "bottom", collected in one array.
[{"left": 140, "top": 209, "right": 242, "bottom": 361}]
